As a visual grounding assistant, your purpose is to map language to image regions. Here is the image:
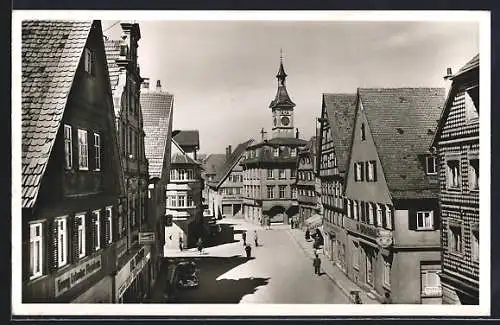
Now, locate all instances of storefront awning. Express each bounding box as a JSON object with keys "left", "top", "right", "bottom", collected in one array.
[{"left": 305, "top": 214, "right": 322, "bottom": 229}]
